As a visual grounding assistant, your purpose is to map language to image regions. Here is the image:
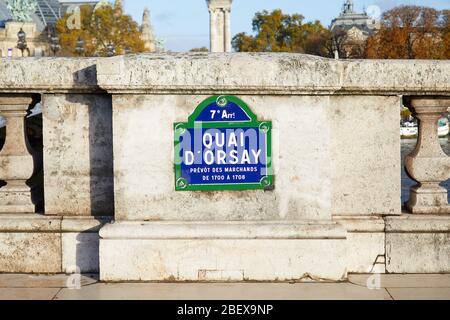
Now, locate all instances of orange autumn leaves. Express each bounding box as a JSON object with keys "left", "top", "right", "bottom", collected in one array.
[
  {"left": 234, "top": 6, "right": 449, "bottom": 60},
  {"left": 366, "top": 6, "right": 449, "bottom": 59}
]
